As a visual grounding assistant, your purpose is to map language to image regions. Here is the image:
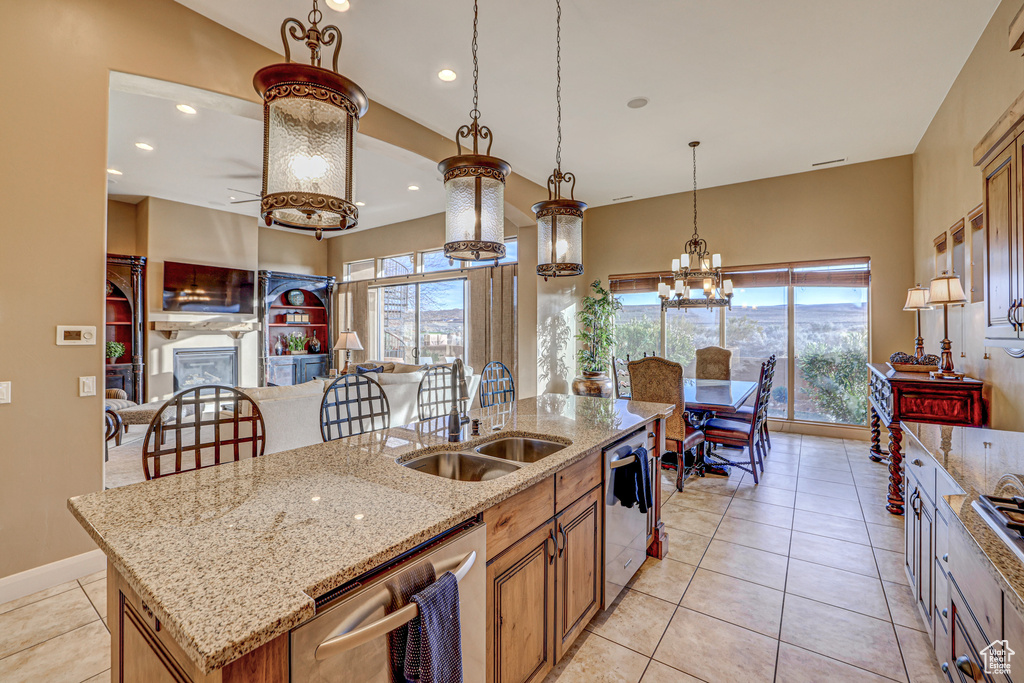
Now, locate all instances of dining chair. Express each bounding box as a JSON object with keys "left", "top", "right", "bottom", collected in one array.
[
  {"left": 142, "top": 385, "right": 266, "bottom": 480},
  {"left": 479, "top": 361, "right": 515, "bottom": 408},
  {"left": 695, "top": 346, "right": 732, "bottom": 380},
  {"left": 416, "top": 365, "right": 467, "bottom": 419},
  {"left": 717, "top": 354, "right": 776, "bottom": 453},
  {"left": 321, "top": 374, "right": 391, "bottom": 441},
  {"left": 612, "top": 356, "right": 631, "bottom": 399},
  {"left": 702, "top": 359, "right": 771, "bottom": 483},
  {"left": 627, "top": 356, "right": 705, "bottom": 491}
]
